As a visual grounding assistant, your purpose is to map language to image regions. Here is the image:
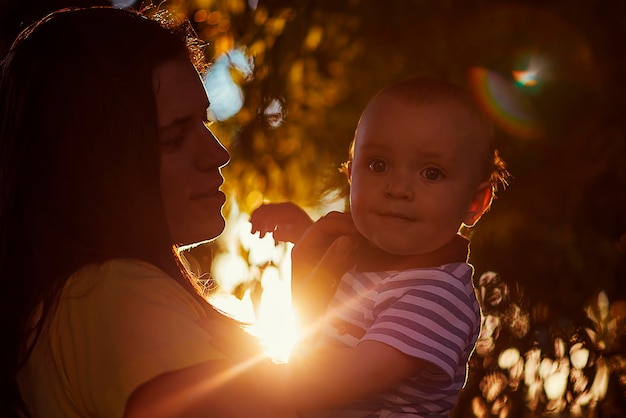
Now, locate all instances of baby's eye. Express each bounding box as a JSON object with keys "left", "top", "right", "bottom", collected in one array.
[
  {"left": 422, "top": 167, "right": 443, "bottom": 180},
  {"left": 368, "top": 158, "right": 388, "bottom": 173}
]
